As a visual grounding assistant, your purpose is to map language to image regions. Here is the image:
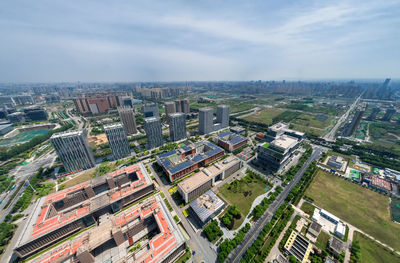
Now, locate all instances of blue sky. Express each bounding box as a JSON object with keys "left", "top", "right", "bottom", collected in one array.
[{"left": 0, "top": 0, "right": 399, "bottom": 82}]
